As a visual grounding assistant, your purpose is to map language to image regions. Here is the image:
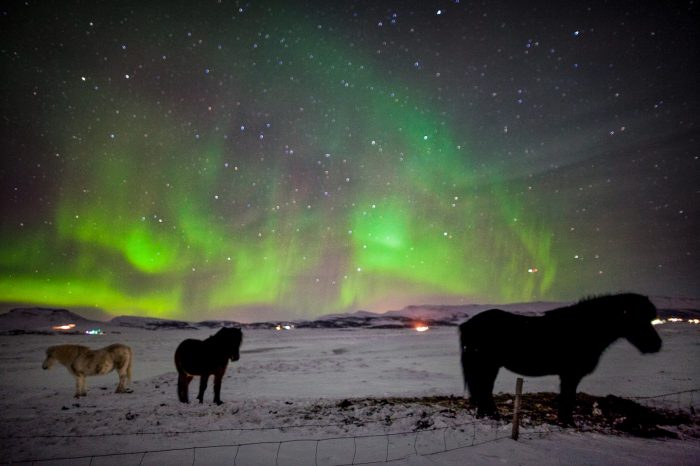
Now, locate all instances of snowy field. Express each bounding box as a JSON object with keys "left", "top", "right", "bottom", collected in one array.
[{"left": 0, "top": 322, "right": 698, "bottom": 465}]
